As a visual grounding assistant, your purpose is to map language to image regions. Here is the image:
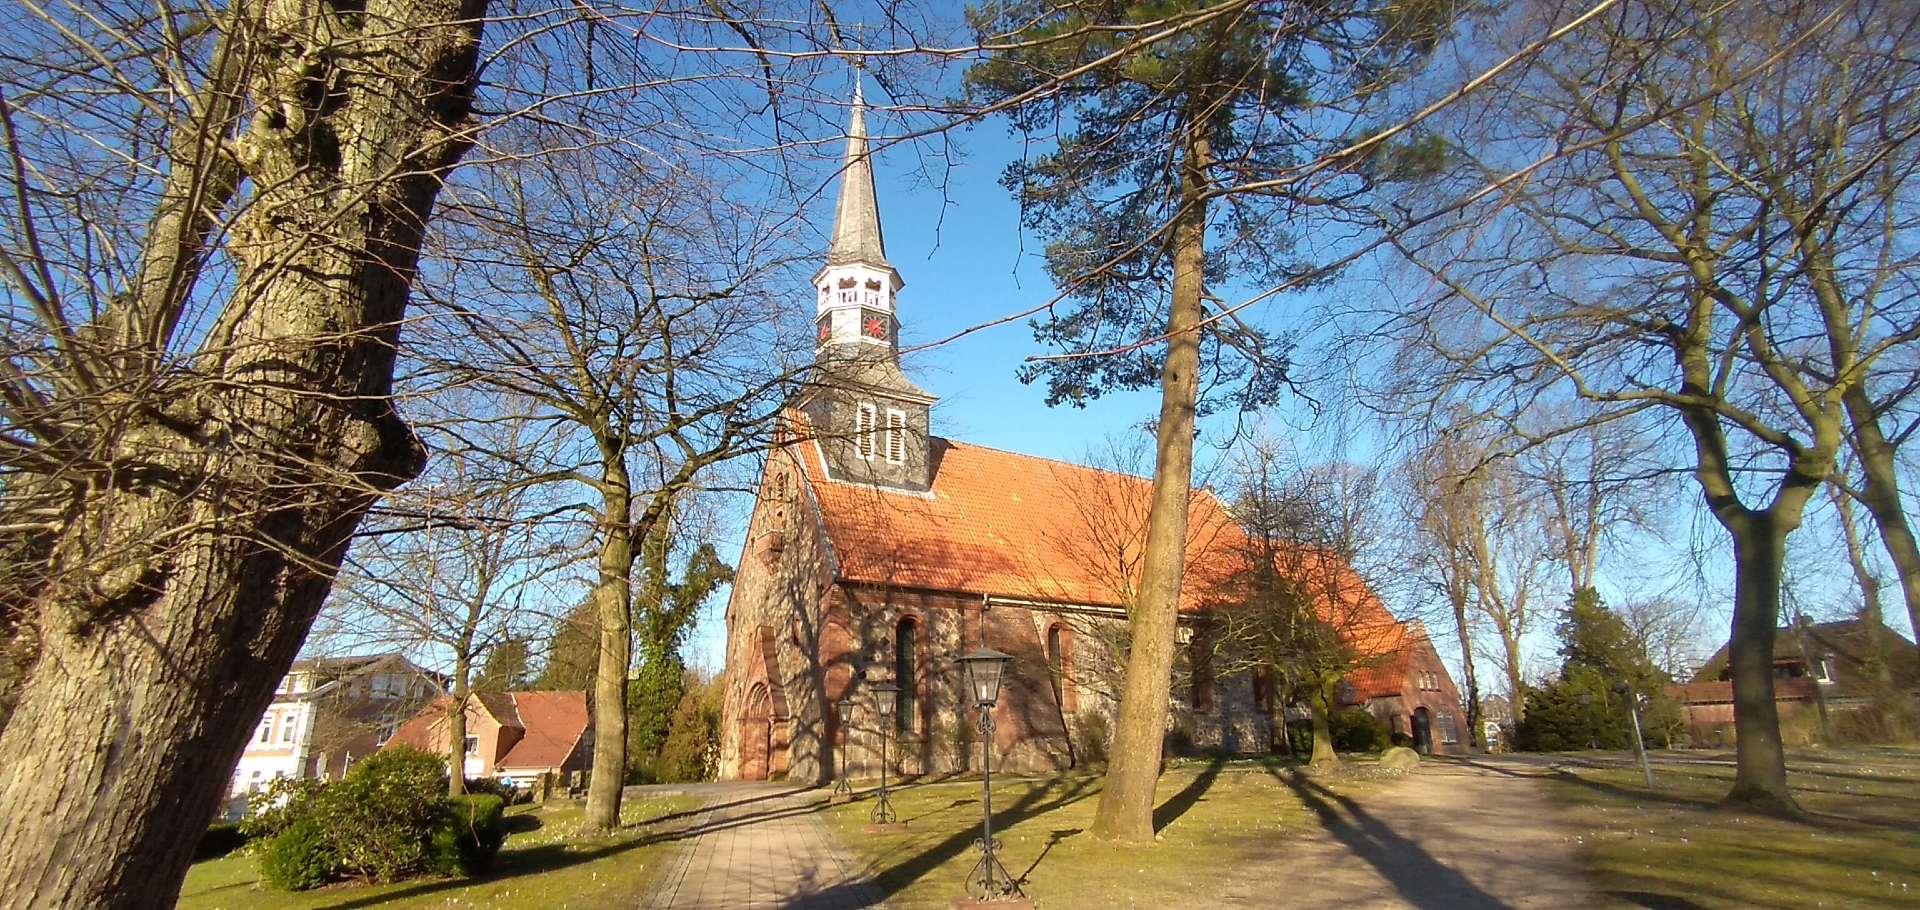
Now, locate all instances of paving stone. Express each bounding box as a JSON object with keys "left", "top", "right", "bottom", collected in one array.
[{"left": 641, "top": 785, "right": 889, "bottom": 910}]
